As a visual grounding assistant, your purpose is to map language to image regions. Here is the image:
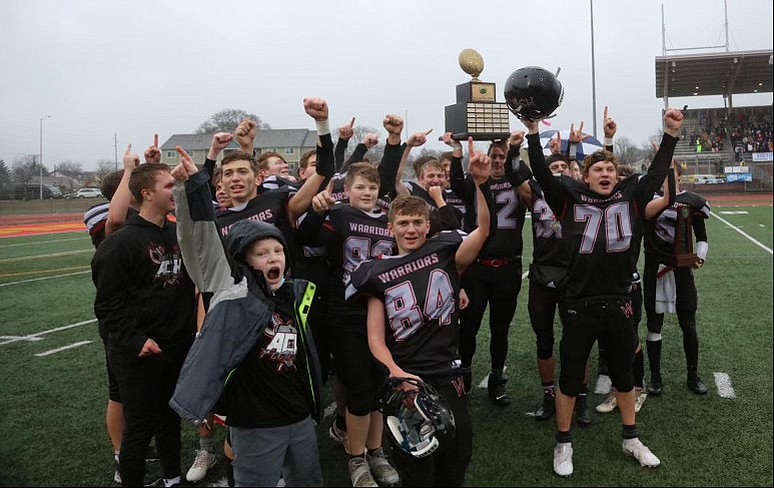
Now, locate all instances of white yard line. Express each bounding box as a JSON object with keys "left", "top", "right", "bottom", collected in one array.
[
  {"left": 0, "top": 249, "right": 93, "bottom": 263},
  {"left": 713, "top": 372, "right": 736, "bottom": 399},
  {"left": 711, "top": 212, "right": 773, "bottom": 255},
  {"left": 0, "top": 270, "right": 90, "bottom": 287},
  {"left": 0, "top": 236, "right": 85, "bottom": 248},
  {"left": 34, "top": 340, "right": 93, "bottom": 357},
  {"left": 0, "top": 319, "right": 96, "bottom": 346}
]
